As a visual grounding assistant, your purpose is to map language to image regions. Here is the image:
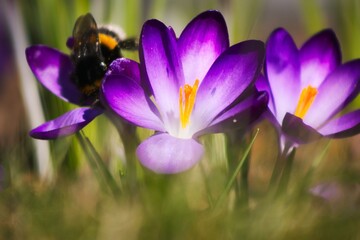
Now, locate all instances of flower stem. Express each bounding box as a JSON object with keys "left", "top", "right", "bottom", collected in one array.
[
  {"left": 269, "top": 141, "right": 293, "bottom": 191},
  {"left": 106, "top": 112, "right": 140, "bottom": 195},
  {"left": 239, "top": 146, "right": 250, "bottom": 208},
  {"left": 276, "top": 147, "right": 296, "bottom": 195},
  {"left": 225, "top": 130, "right": 254, "bottom": 210},
  {"left": 199, "top": 161, "right": 214, "bottom": 208},
  {"left": 214, "top": 128, "right": 259, "bottom": 210},
  {"left": 76, "top": 131, "right": 121, "bottom": 197}
]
